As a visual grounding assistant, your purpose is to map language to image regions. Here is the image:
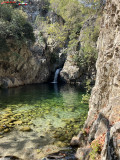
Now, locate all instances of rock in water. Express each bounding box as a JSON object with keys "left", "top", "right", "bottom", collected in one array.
[
  {"left": 73, "top": 0, "right": 120, "bottom": 159},
  {"left": 20, "top": 126, "right": 31, "bottom": 132},
  {"left": 0, "top": 156, "right": 20, "bottom": 160}
]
